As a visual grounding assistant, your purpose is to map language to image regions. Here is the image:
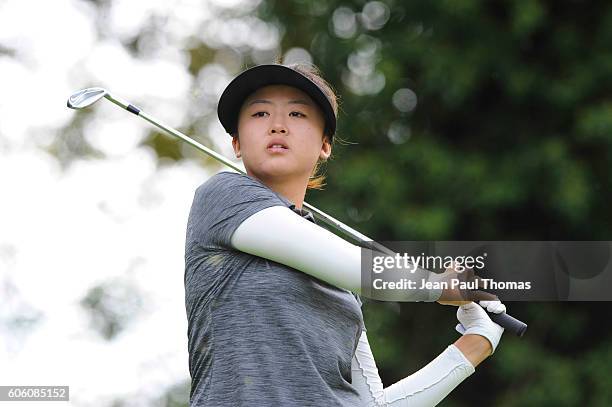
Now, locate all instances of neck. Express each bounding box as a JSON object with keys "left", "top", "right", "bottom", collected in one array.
[{"left": 248, "top": 171, "right": 309, "bottom": 210}]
